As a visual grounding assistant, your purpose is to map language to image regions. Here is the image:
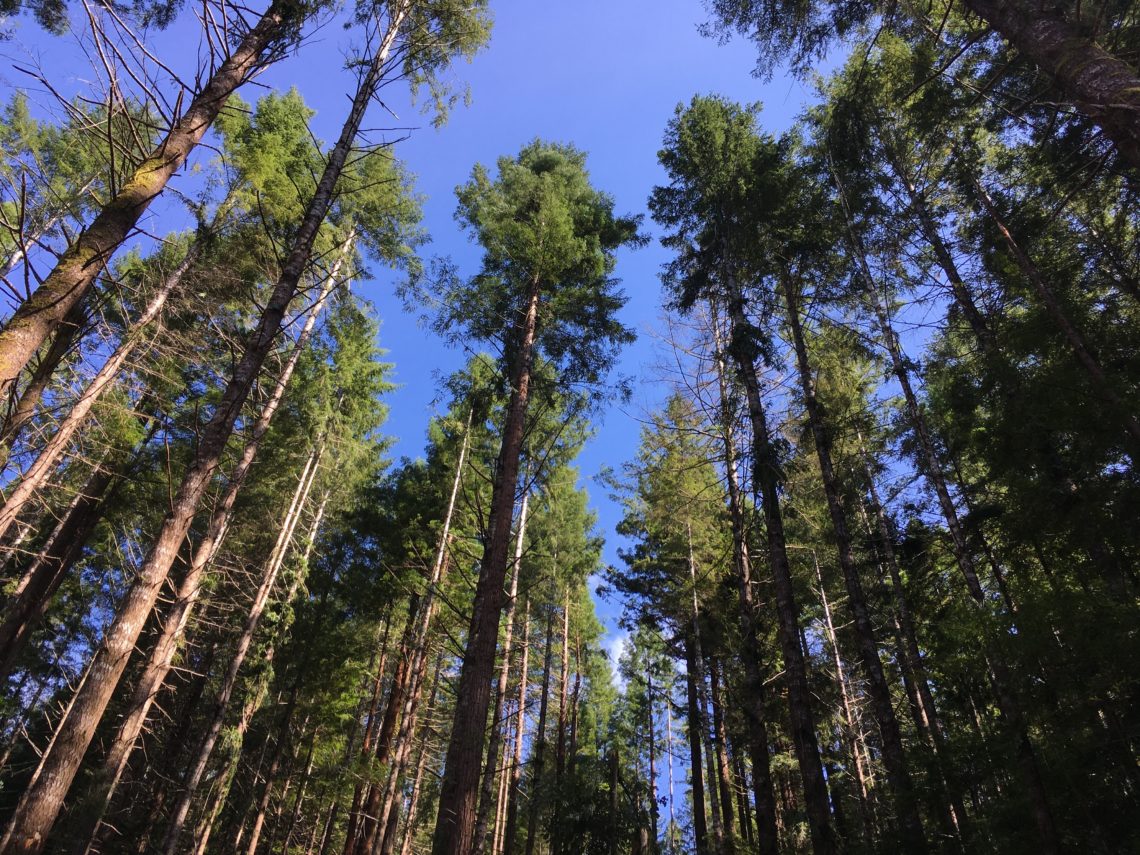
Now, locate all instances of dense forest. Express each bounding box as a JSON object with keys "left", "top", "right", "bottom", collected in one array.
[{"left": 0, "top": 0, "right": 1137, "bottom": 853}]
